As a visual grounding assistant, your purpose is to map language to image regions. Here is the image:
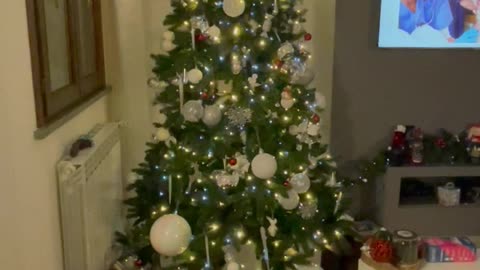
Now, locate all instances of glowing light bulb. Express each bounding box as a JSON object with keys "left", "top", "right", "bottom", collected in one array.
[
  {"left": 210, "top": 223, "right": 220, "bottom": 231},
  {"left": 233, "top": 25, "right": 242, "bottom": 37},
  {"left": 236, "top": 229, "right": 245, "bottom": 239}
]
